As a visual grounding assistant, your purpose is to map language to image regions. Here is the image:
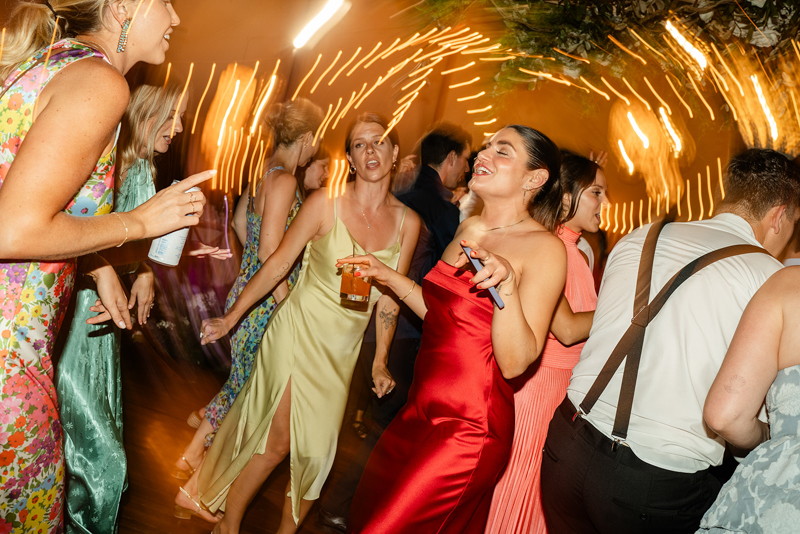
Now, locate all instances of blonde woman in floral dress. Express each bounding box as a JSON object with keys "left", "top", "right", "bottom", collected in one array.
[{"left": 0, "top": 1, "right": 212, "bottom": 531}]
